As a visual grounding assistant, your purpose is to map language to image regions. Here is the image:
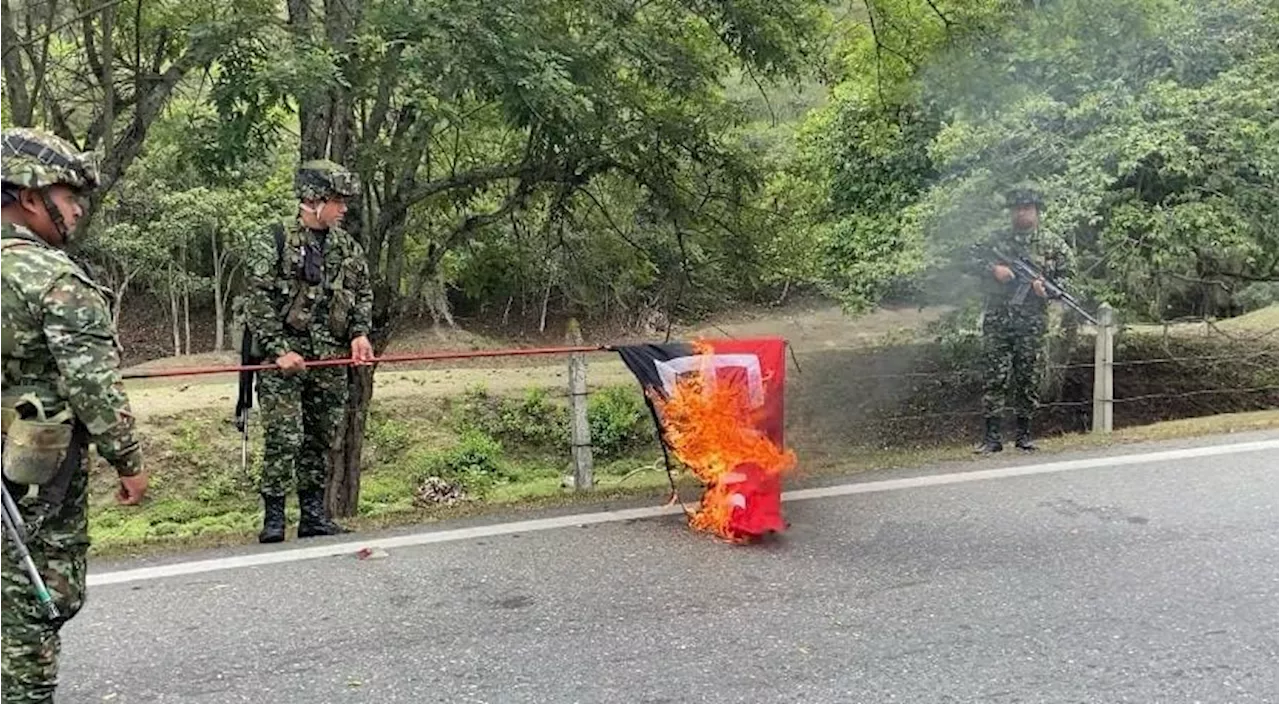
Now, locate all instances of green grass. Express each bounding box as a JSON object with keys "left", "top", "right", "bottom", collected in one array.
[
  {"left": 1123, "top": 304, "right": 1278, "bottom": 338},
  {"left": 90, "top": 366, "right": 1280, "bottom": 560},
  {"left": 88, "top": 385, "right": 665, "bottom": 556}
]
